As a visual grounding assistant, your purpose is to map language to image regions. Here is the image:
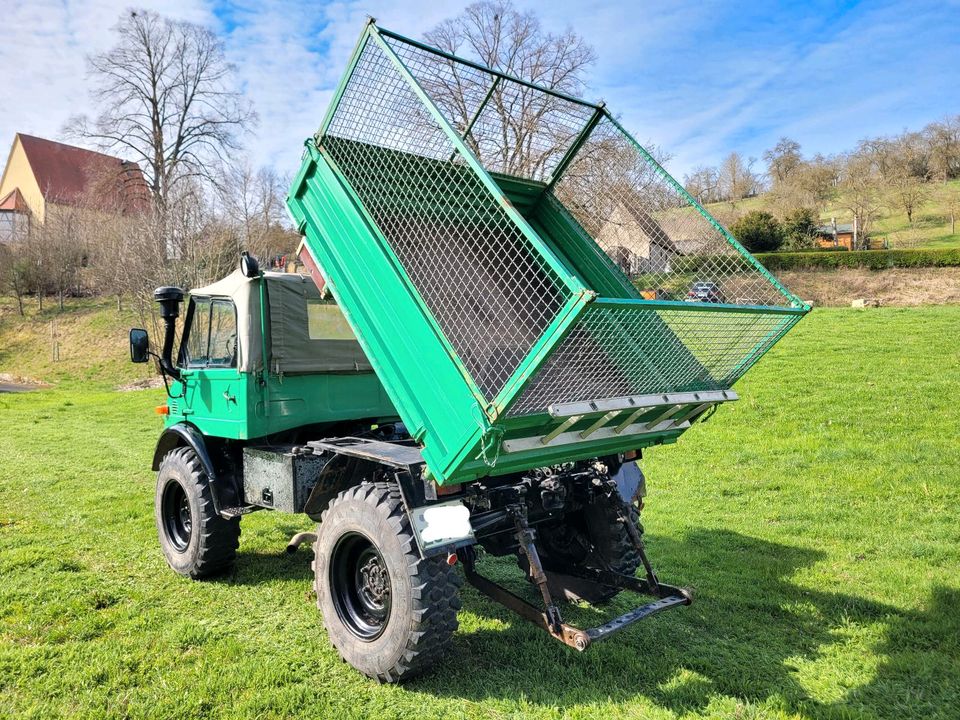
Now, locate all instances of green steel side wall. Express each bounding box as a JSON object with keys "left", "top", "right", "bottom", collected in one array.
[{"left": 287, "top": 149, "right": 492, "bottom": 484}]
